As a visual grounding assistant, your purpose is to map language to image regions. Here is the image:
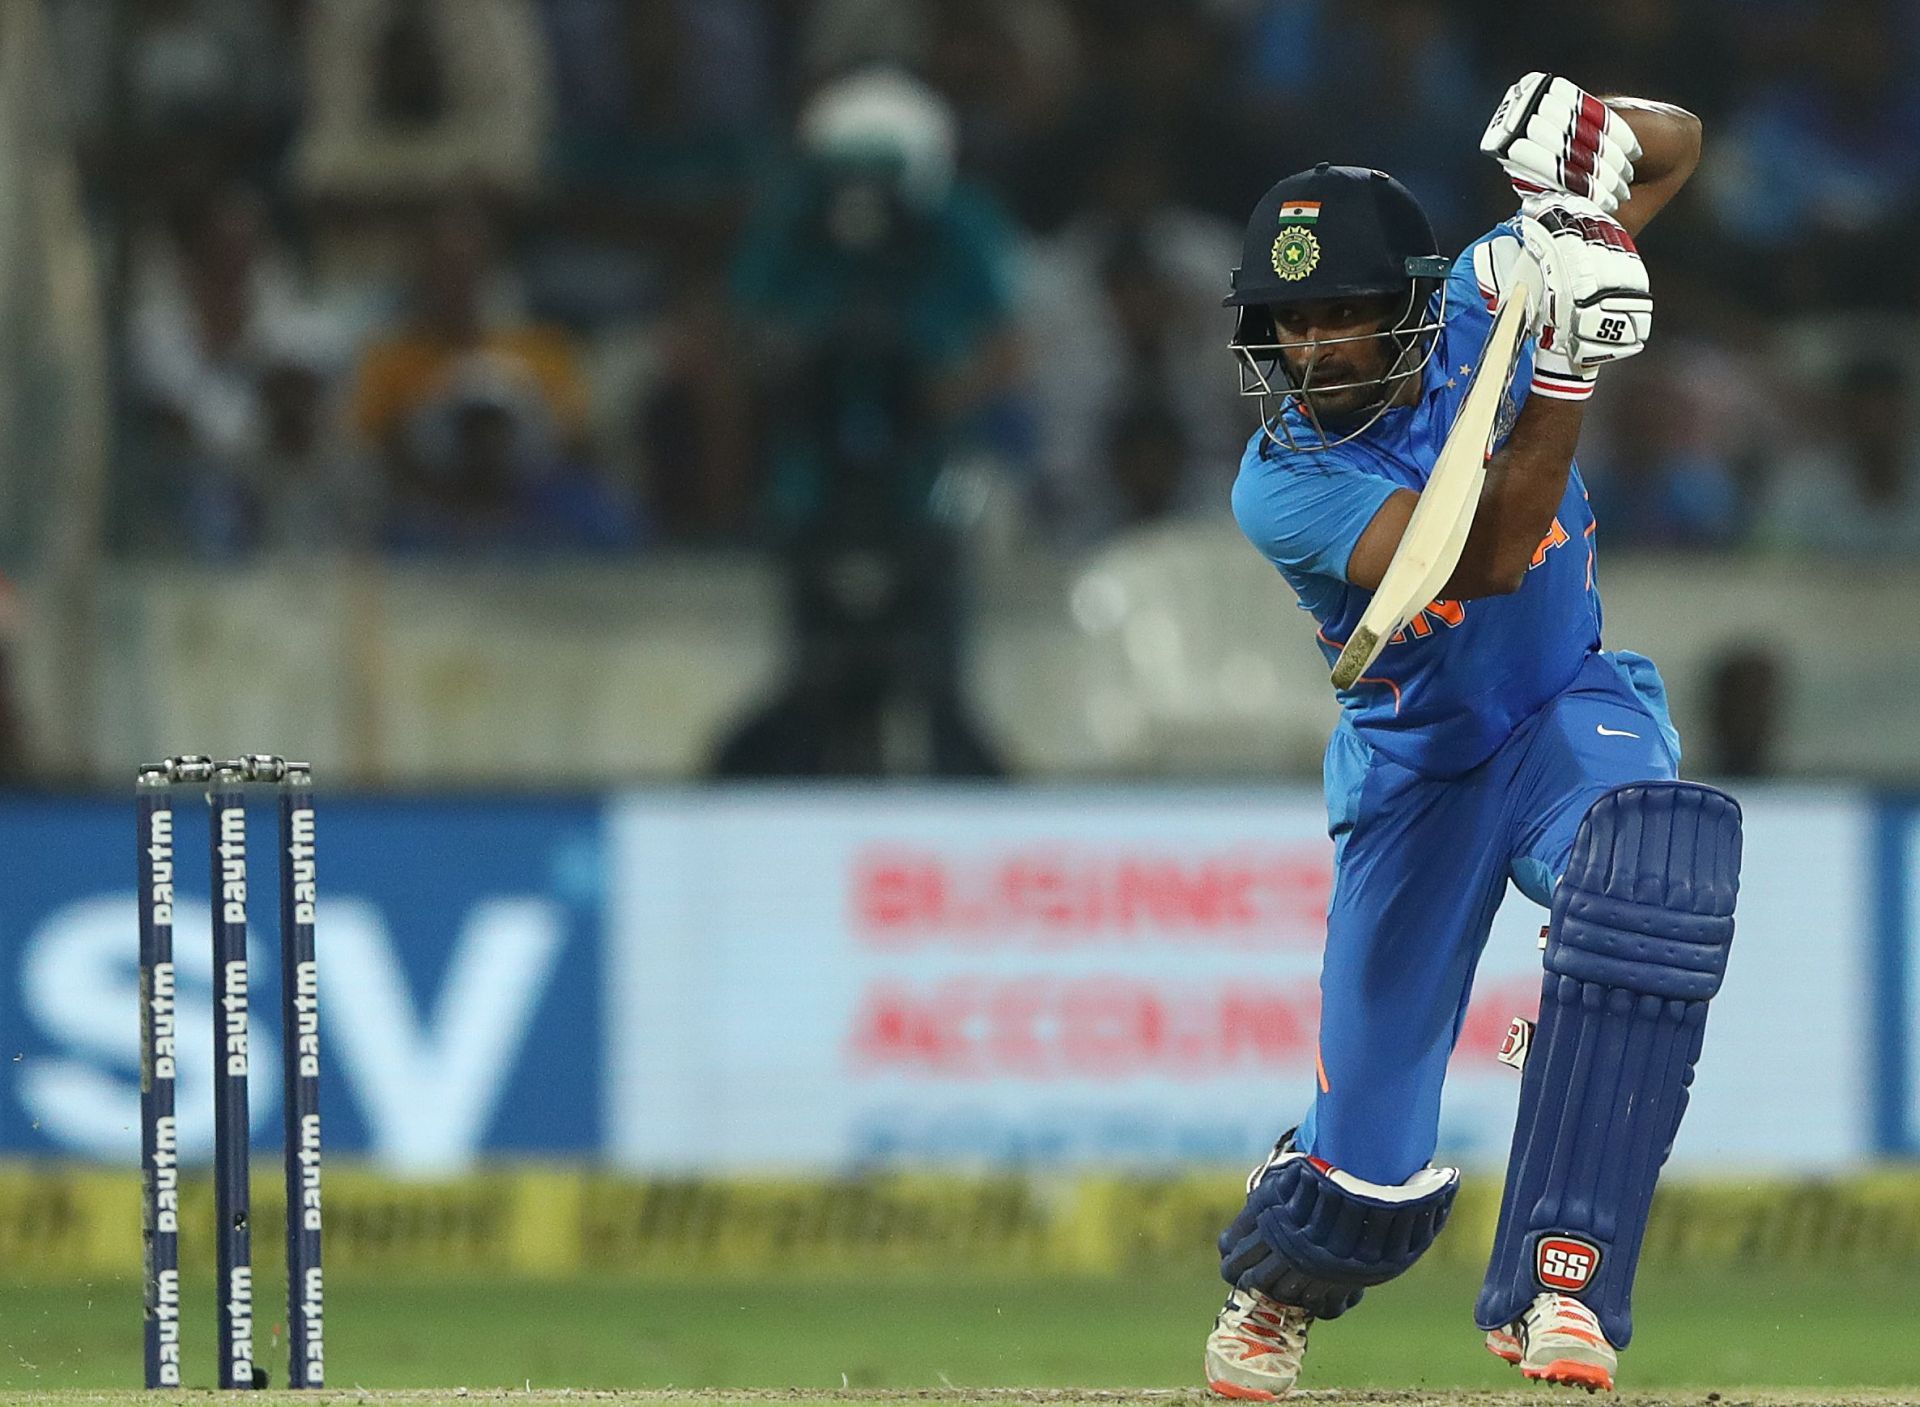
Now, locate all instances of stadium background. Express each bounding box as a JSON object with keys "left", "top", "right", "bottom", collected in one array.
[{"left": 1, "top": 0, "right": 1918, "bottom": 1394}]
